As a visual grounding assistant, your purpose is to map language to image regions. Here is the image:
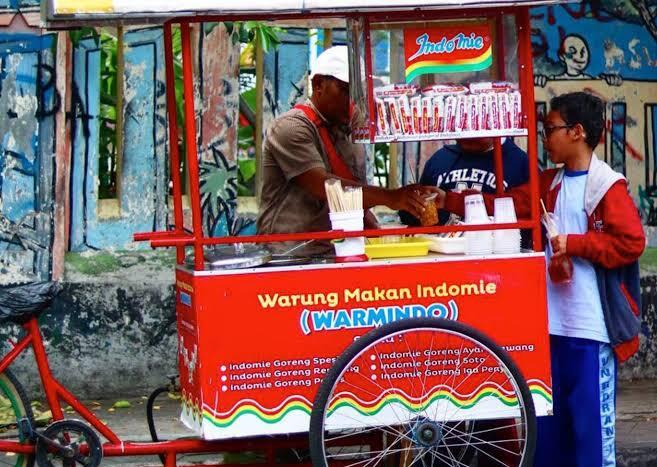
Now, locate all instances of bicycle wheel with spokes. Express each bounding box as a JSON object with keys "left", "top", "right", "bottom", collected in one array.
[
  {"left": 0, "top": 370, "right": 35, "bottom": 467},
  {"left": 309, "top": 318, "right": 536, "bottom": 467}
]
